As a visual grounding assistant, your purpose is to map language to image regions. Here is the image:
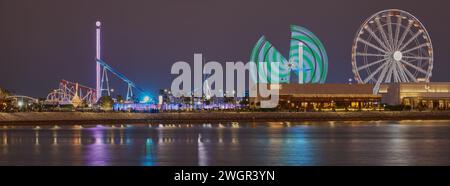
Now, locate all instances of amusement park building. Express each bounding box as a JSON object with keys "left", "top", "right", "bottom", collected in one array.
[{"left": 251, "top": 84, "right": 381, "bottom": 111}]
